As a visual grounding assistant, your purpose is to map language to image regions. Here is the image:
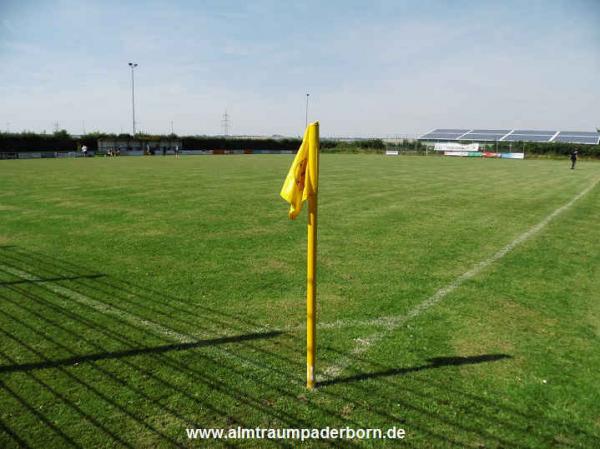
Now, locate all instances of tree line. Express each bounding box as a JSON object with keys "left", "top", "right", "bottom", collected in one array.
[{"left": 0, "top": 130, "right": 597, "bottom": 156}]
